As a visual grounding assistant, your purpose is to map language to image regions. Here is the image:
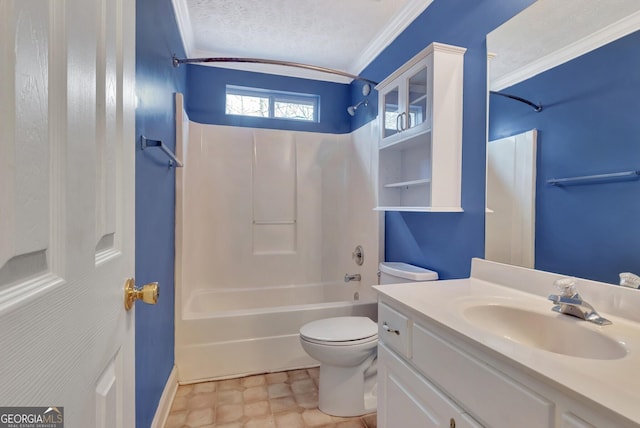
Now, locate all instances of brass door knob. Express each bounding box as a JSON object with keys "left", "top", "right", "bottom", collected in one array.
[{"left": 124, "top": 278, "right": 159, "bottom": 311}]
